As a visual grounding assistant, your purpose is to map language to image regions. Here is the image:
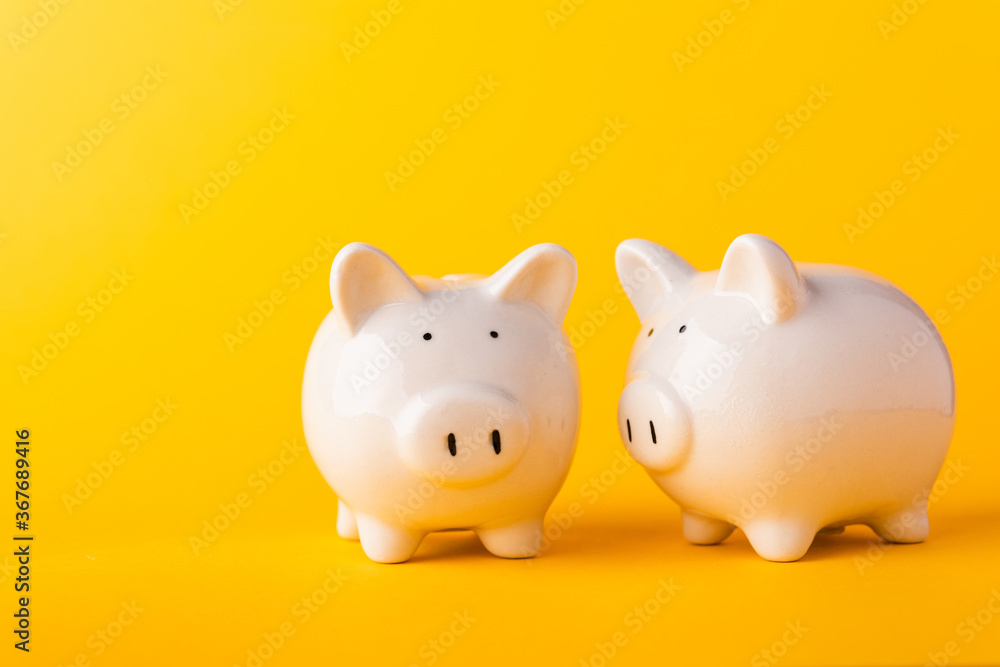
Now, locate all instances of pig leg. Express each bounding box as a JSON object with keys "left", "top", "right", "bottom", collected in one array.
[
  {"left": 682, "top": 510, "right": 735, "bottom": 545},
  {"left": 742, "top": 520, "right": 818, "bottom": 562},
  {"left": 868, "top": 505, "right": 929, "bottom": 544},
  {"left": 337, "top": 499, "right": 359, "bottom": 540},
  {"left": 355, "top": 514, "right": 425, "bottom": 563},
  {"left": 475, "top": 517, "right": 543, "bottom": 559}
]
